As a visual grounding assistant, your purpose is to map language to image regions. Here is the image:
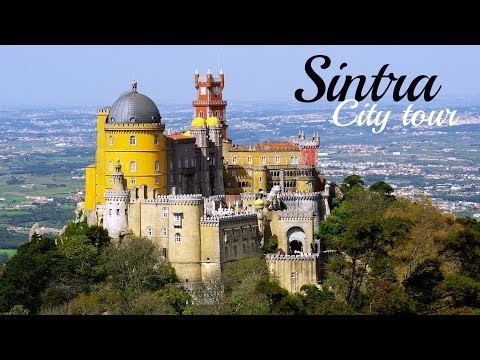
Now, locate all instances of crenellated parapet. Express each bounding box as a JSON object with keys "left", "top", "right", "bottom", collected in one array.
[
  {"left": 200, "top": 212, "right": 257, "bottom": 226},
  {"left": 281, "top": 192, "right": 322, "bottom": 202},
  {"left": 279, "top": 211, "right": 314, "bottom": 220},
  {"left": 141, "top": 193, "right": 204, "bottom": 206},
  {"left": 266, "top": 253, "right": 319, "bottom": 261}
]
